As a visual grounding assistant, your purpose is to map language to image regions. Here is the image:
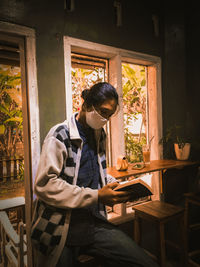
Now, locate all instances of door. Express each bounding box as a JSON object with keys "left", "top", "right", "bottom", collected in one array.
[{"left": 0, "top": 32, "right": 33, "bottom": 266}]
